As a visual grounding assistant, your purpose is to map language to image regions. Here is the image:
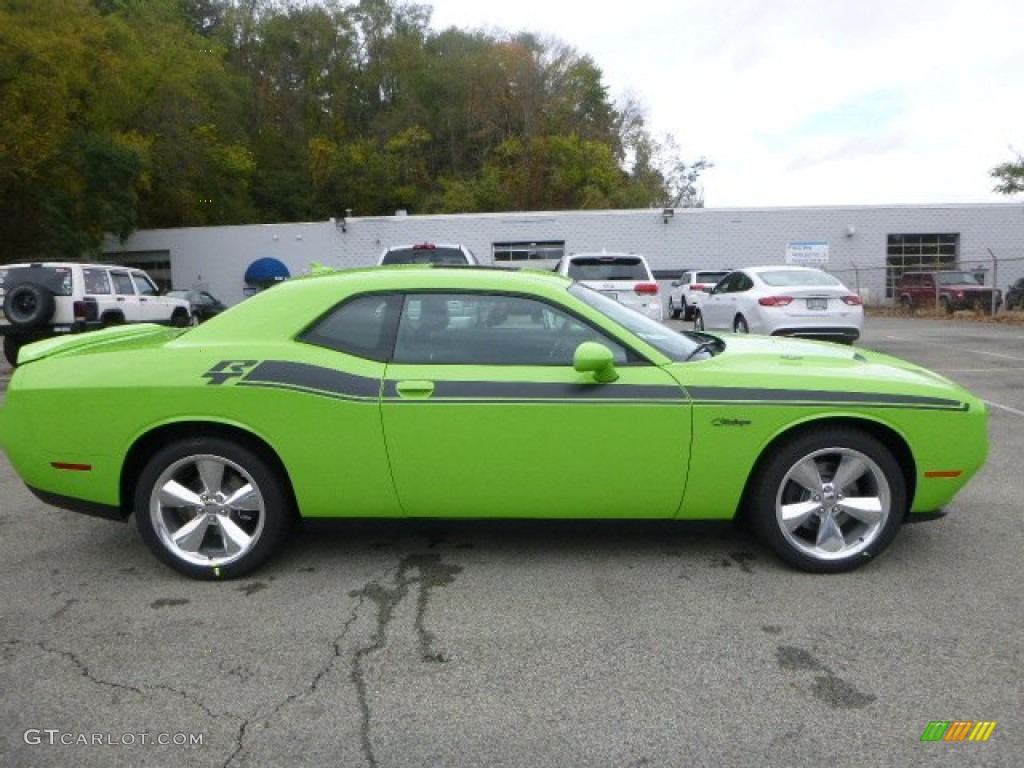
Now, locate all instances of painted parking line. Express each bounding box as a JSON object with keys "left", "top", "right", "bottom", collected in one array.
[
  {"left": 881, "top": 334, "right": 1024, "bottom": 361},
  {"left": 985, "top": 400, "right": 1024, "bottom": 418}
]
